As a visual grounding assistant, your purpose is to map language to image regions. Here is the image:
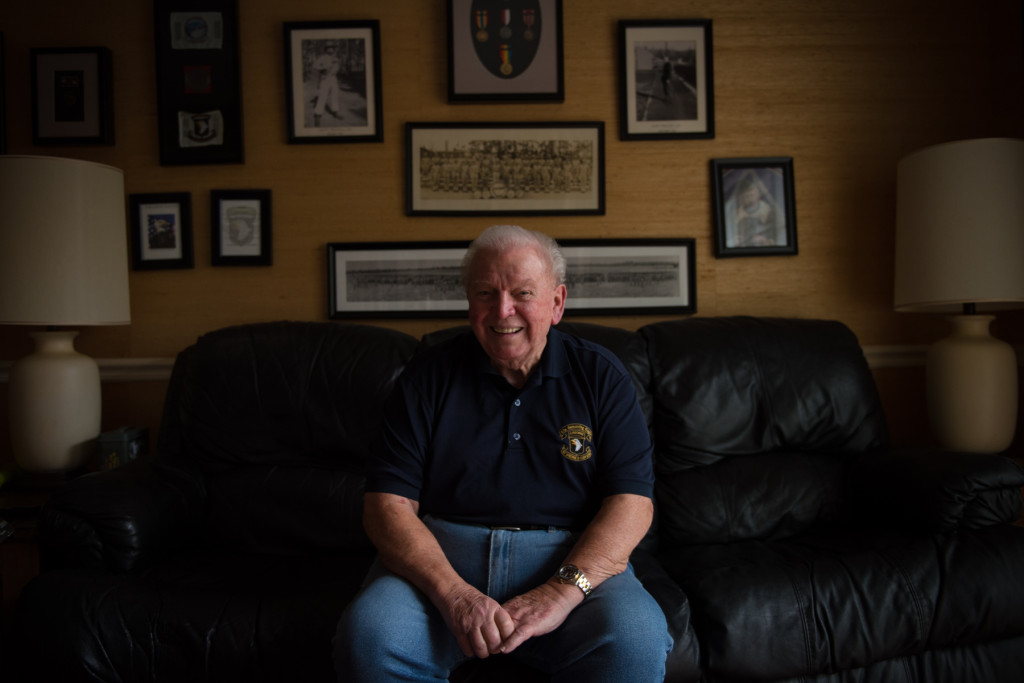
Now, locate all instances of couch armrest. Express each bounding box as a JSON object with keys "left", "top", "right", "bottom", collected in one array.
[
  {"left": 630, "top": 548, "right": 702, "bottom": 682},
  {"left": 848, "top": 448, "right": 1024, "bottom": 532},
  {"left": 39, "top": 459, "right": 206, "bottom": 574}
]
